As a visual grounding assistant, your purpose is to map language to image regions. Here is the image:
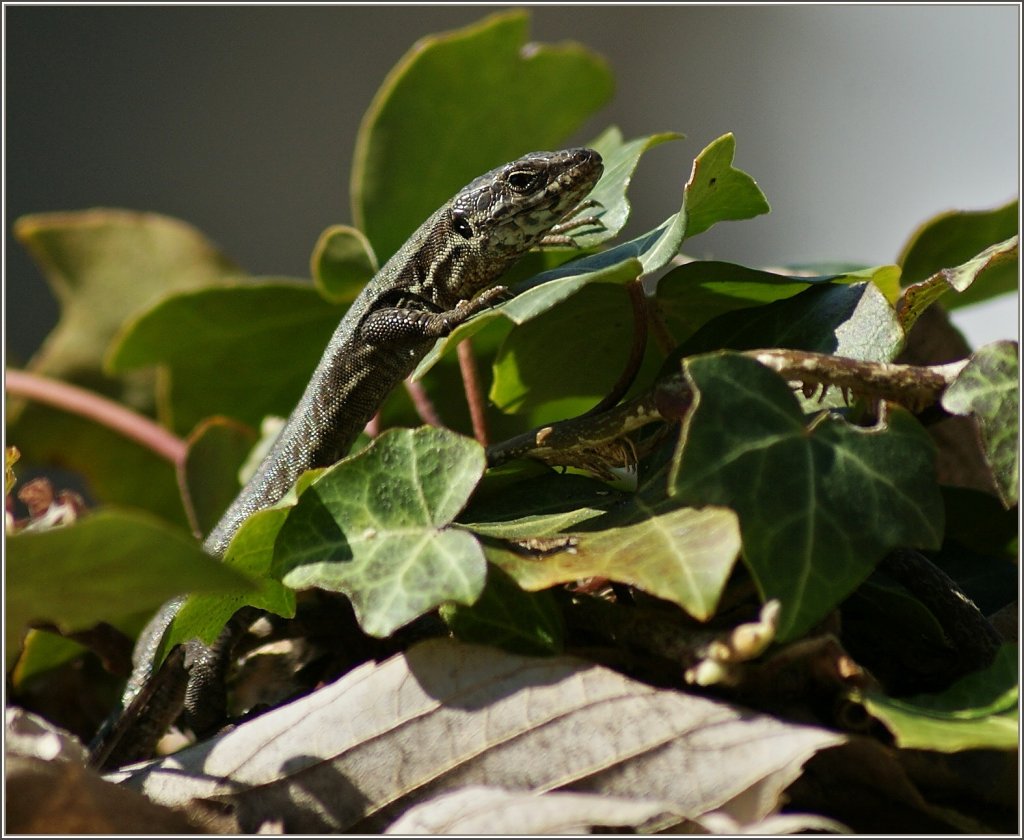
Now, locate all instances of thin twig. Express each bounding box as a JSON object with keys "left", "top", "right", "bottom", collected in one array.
[
  {"left": 403, "top": 378, "right": 442, "bottom": 427},
  {"left": 5, "top": 369, "right": 187, "bottom": 466},
  {"left": 457, "top": 338, "right": 490, "bottom": 445}
]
